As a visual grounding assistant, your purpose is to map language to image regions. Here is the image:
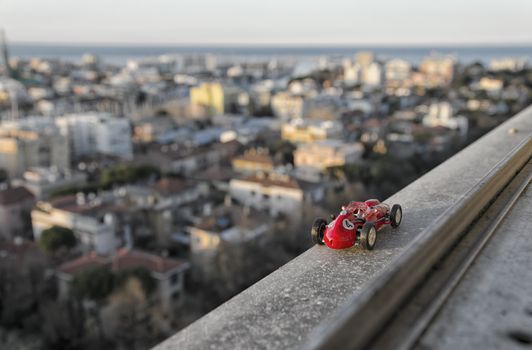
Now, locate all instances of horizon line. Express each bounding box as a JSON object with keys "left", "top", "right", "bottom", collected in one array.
[{"left": 8, "top": 41, "right": 532, "bottom": 48}]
